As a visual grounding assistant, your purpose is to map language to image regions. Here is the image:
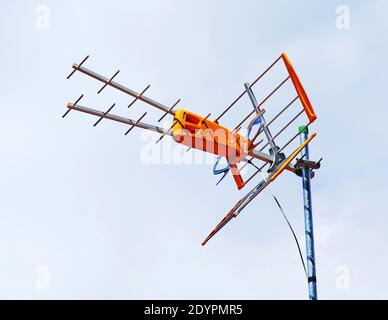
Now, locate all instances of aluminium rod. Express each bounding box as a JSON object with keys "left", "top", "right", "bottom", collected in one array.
[
  {"left": 244, "top": 83, "right": 277, "bottom": 151},
  {"left": 71, "top": 64, "right": 176, "bottom": 116},
  {"left": 234, "top": 76, "right": 290, "bottom": 130},
  {"left": 259, "top": 109, "right": 304, "bottom": 152},
  {"left": 267, "top": 96, "right": 299, "bottom": 127},
  {"left": 215, "top": 55, "right": 282, "bottom": 121},
  {"left": 66, "top": 103, "right": 171, "bottom": 136},
  {"left": 239, "top": 96, "right": 300, "bottom": 151}
]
